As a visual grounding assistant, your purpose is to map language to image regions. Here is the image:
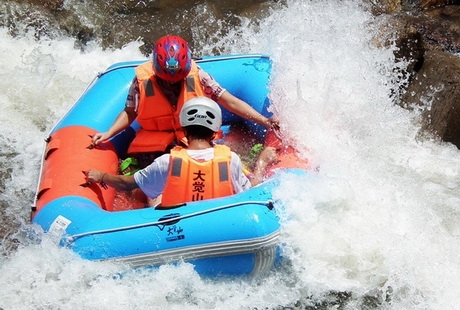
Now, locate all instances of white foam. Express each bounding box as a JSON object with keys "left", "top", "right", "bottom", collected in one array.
[{"left": 1, "top": 0, "right": 460, "bottom": 309}]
